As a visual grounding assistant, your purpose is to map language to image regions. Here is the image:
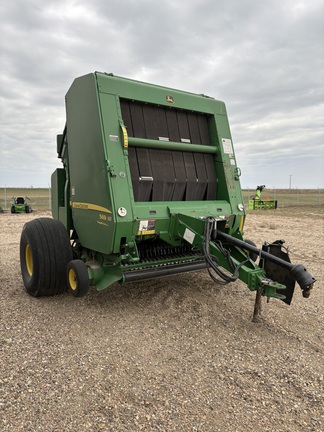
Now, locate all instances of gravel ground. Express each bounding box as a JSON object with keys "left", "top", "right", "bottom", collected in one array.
[{"left": 0, "top": 209, "right": 323, "bottom": 431}]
